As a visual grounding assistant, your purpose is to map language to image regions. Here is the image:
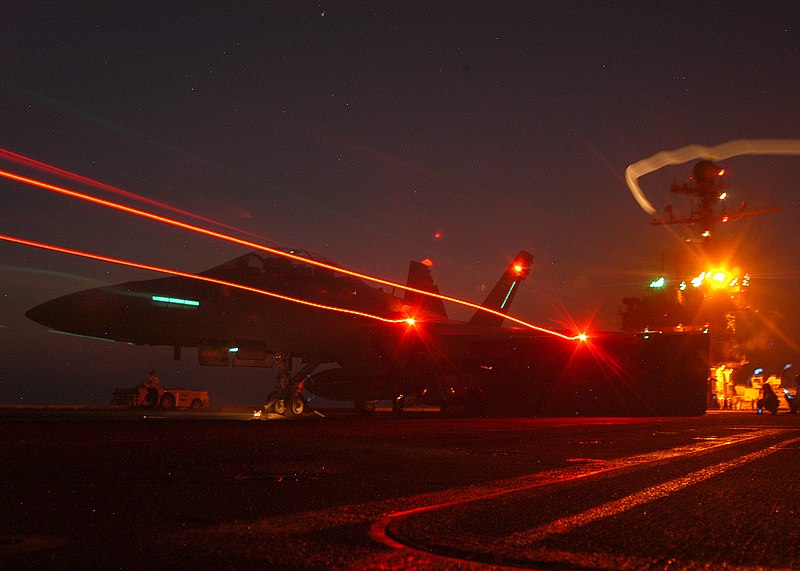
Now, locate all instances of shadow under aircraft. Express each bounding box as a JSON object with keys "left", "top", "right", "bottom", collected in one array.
[{"left": 26, "top": 249, "right": 710, "bottom": 417}]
